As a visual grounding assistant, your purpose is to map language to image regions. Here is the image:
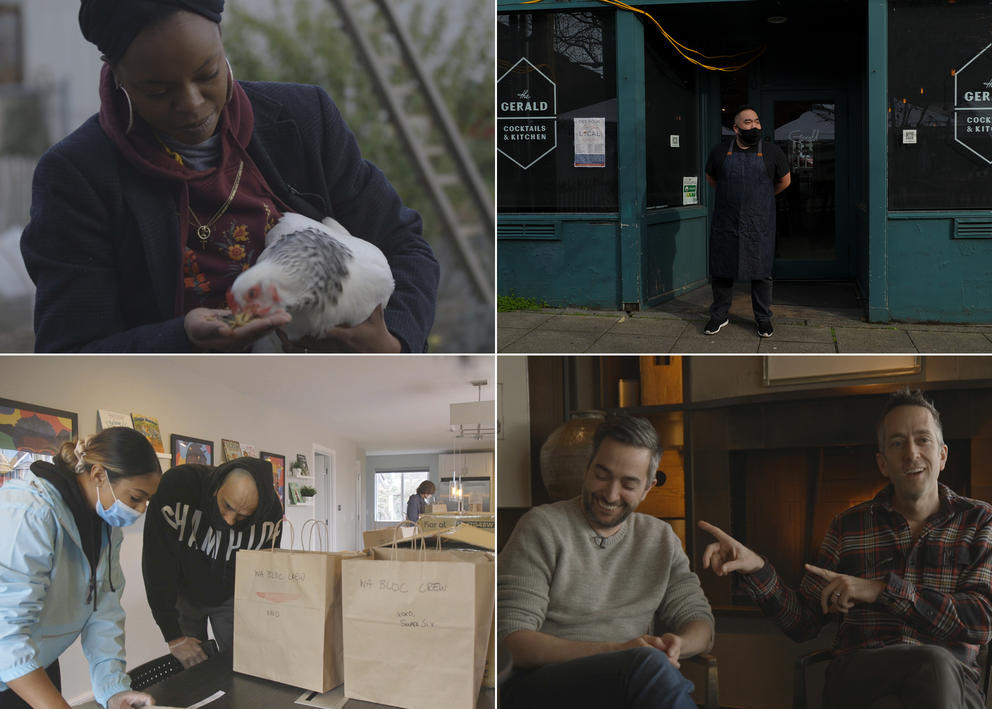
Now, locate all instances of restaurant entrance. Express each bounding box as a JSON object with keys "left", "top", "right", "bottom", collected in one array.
[{"left": 763, "top": 92, "right": 850, "bottom": 280}]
